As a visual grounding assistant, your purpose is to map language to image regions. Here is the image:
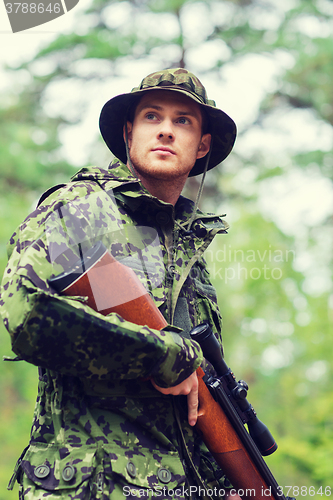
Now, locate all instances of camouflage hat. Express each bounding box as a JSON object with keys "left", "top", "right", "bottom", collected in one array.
[{"left": 99, "top": 68, "right": 237, "bottom": 177}]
